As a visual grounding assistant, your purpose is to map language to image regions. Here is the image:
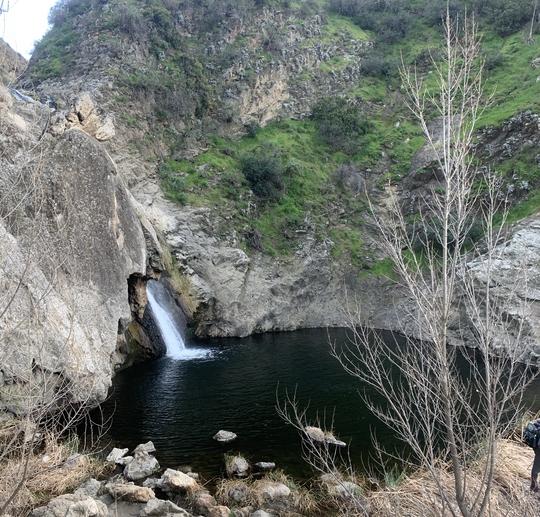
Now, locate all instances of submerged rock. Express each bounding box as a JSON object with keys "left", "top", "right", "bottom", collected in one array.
[
  {"left": 124, "top": 451, "right": 160, "bottom": 481},
  {"left": 225, "top": 454, "right": 250, "bottom": 477},
  {"left": 255, "top": 462, "right": 276, "bottom": 471},
  {"left": 213, "top": 430, "right": 238, "bottom": 443}
]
